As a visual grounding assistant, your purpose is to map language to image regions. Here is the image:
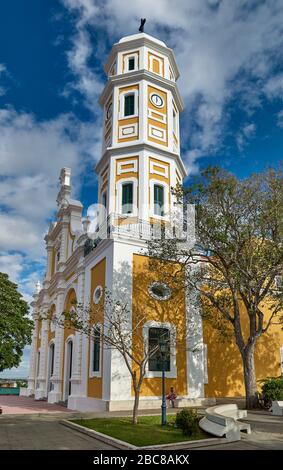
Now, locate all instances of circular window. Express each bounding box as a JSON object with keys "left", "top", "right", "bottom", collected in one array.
[
  {"left": 93, "top": 285, "right": 103, "bottom": 304},
  {"left": 150, "top": 93, "right": 164, "bottom": 108},
  {"left": 148, "top": 282, "right": 172, "bottom": 301}
]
